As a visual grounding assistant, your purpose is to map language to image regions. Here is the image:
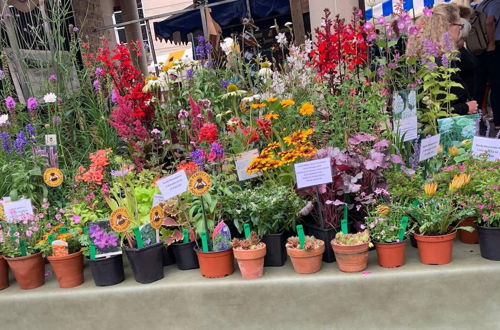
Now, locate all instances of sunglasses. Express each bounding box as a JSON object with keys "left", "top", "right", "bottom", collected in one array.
[{"left": 452, "top": 23, "right": 465, "bottom": 30}]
